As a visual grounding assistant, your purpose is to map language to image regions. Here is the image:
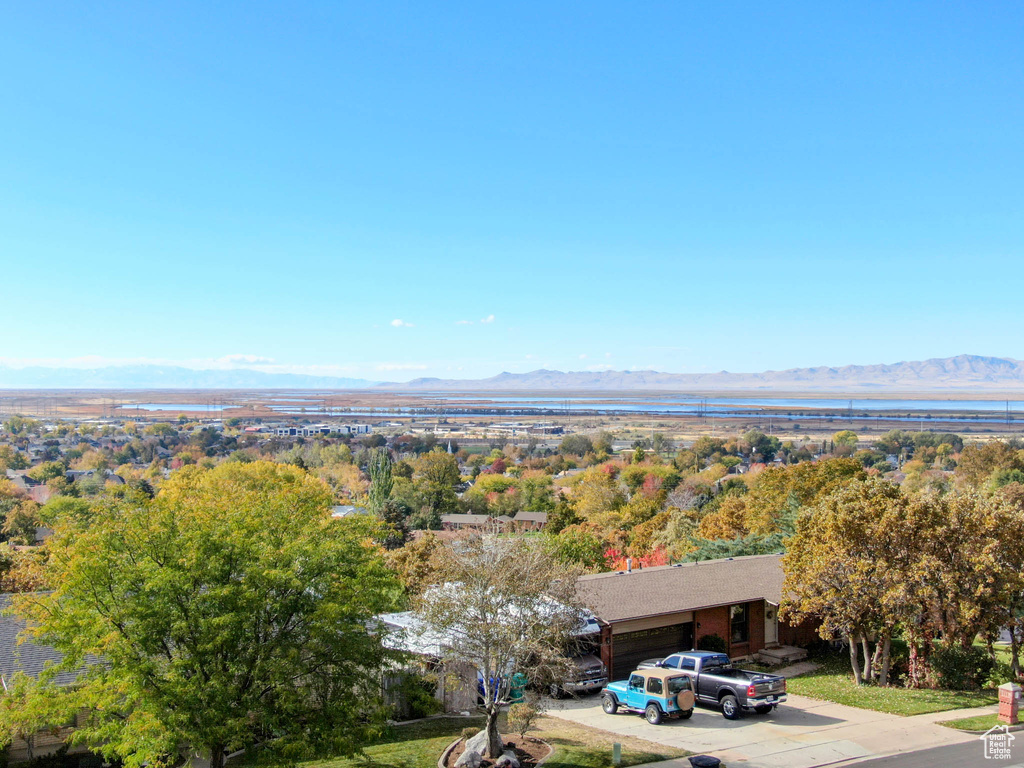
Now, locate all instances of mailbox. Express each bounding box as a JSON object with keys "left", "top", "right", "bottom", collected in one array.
[{"left": 998, "top": 682, "right": 1022, "bottom": 725}]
